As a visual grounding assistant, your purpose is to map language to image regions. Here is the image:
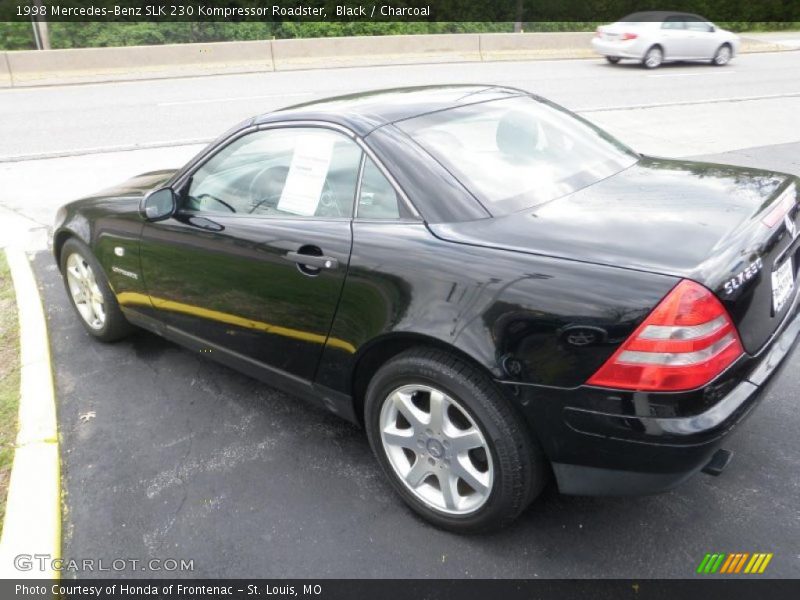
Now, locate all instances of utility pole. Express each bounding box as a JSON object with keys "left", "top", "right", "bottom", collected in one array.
[
  {"left": 31, "top": 0, "right": 51, "bottom": 50},
  {"left": 513, "top": 0, "right": 524, "bottom": 33}
]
